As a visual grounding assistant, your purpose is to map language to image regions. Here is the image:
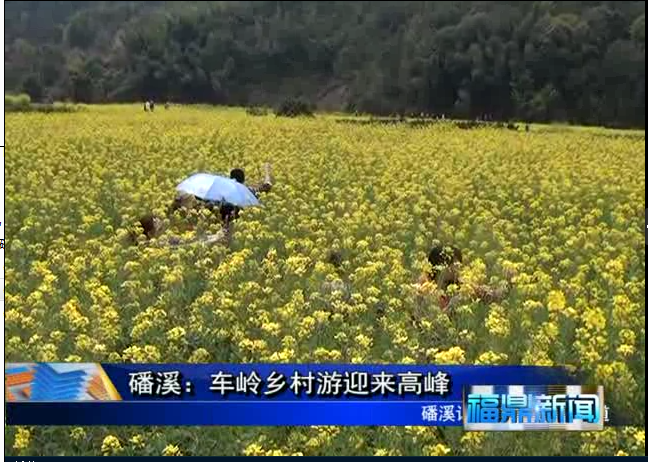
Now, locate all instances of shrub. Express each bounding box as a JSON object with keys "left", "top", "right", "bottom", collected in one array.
[
  {"left": 275, "top": 97, "right": 315, "bottom": 117},
  {"left": 5, "top": 94, "right": 80, "bottom": 113},
  {"left": 5, "top": 93, "right": 32, "bottom": 110},
  {"left": 246, "top": 106, "right": 269, "bottom": 116}
]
